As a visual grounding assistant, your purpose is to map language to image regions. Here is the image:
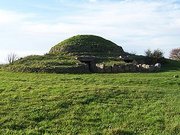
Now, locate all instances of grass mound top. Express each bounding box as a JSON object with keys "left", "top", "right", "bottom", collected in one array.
[{"left": 49, "top": 35, "right": 124, "bottom": 56}]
